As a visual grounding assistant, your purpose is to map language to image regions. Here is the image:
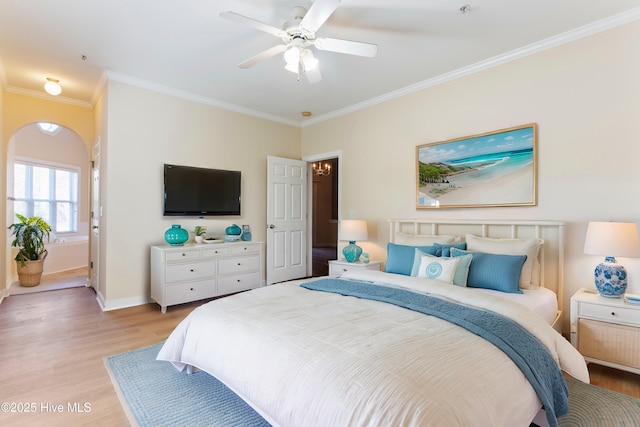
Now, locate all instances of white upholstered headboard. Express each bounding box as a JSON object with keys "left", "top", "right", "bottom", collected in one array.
[{"left": 388, "top": 219, "right": 565, "bottom": 331}]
